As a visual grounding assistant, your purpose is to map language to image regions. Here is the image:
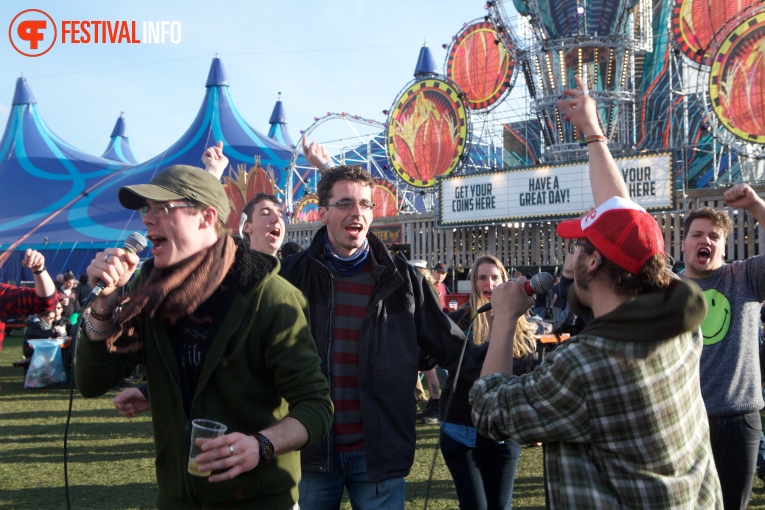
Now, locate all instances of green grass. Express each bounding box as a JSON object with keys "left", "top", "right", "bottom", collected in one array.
[{"left": 1, "top": 332, "right": 764, "bottom": 509}]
